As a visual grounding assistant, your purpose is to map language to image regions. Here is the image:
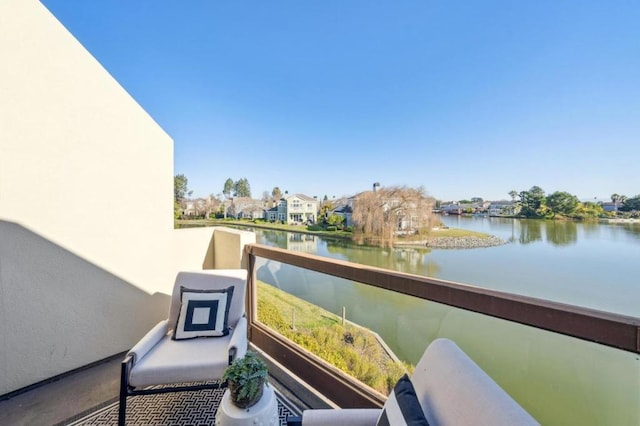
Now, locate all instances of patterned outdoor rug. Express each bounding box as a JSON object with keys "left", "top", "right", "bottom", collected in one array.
[{"left": 65, "top": 382, "right": 300, "bottom": 426}]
